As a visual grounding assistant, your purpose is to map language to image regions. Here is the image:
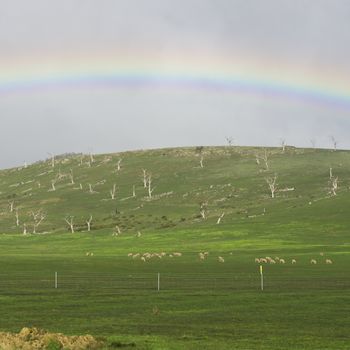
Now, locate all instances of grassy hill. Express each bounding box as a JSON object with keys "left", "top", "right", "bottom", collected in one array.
[{"left": 0, "top": 146, "right": 349, "bottom": 349}]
